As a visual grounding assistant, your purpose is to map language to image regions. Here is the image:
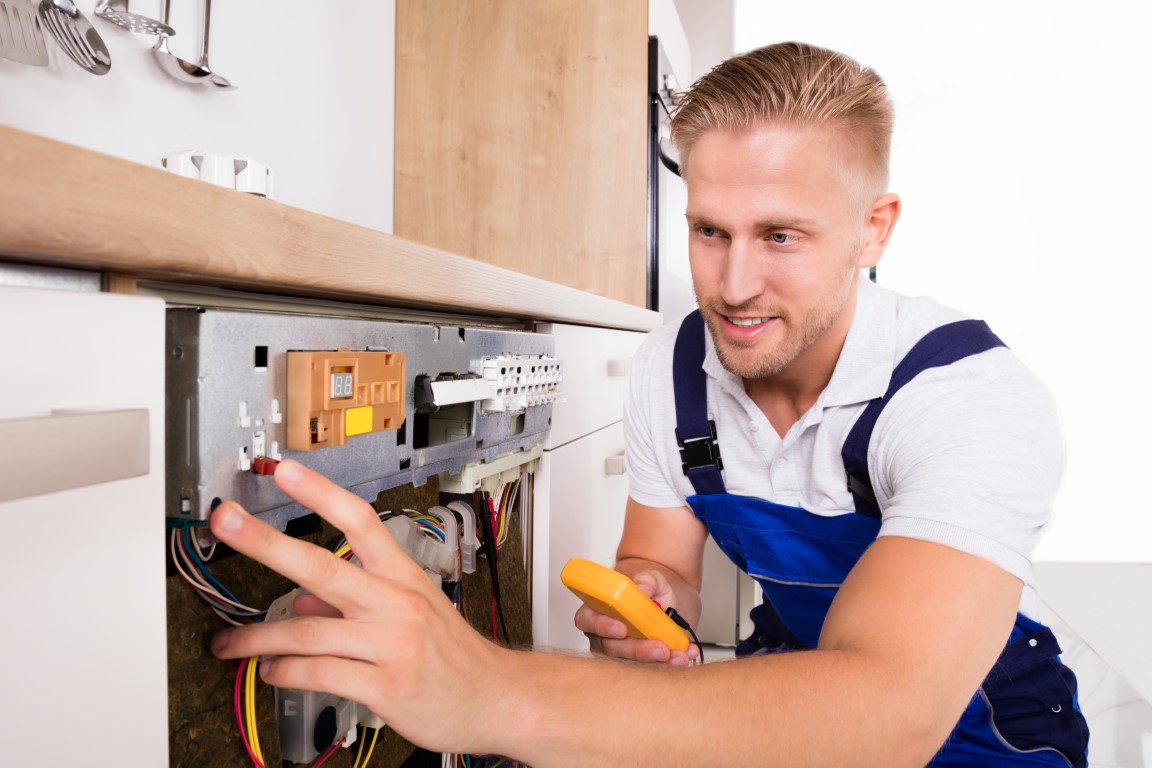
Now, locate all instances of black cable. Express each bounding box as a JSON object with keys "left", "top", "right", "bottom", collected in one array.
[
  {"left": 479, "top": 491, "right": 511, "bottom": 643},
  {"left": 665, "top": 607, "right": 705, "bottom": 664}
]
